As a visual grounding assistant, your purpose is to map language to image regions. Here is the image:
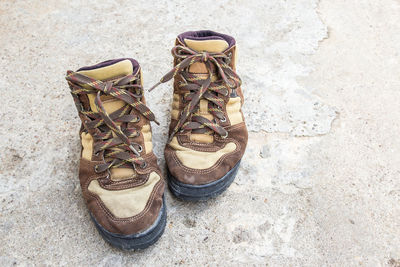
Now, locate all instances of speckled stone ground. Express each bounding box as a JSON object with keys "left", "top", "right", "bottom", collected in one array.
[{"left": 0, "top": 0, "right": 399, "bottom": 266}]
